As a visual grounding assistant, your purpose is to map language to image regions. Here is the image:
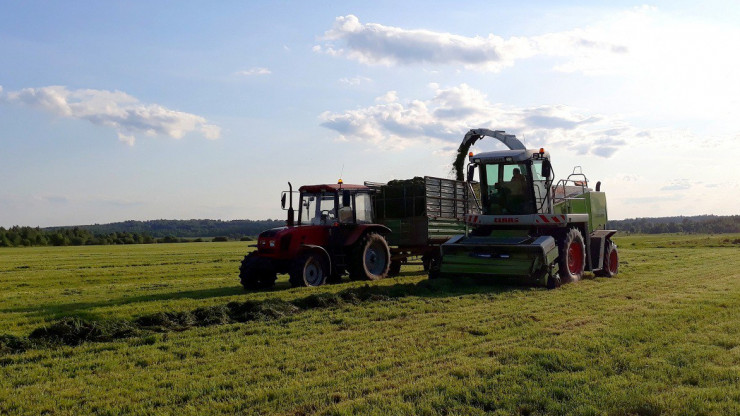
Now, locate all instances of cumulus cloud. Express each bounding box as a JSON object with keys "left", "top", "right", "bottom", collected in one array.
[
  {"left": 320, "top": 83, "right": 637, "bottom": 156},
  {"left": 236, "top": 67, "right": 272, "bottom": 76},
  {"left": 314, "top": 14, "right": 627, "bottom": 72},
  {"left": 2, "top": 86, "right": 220, "bottom": 145}
]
